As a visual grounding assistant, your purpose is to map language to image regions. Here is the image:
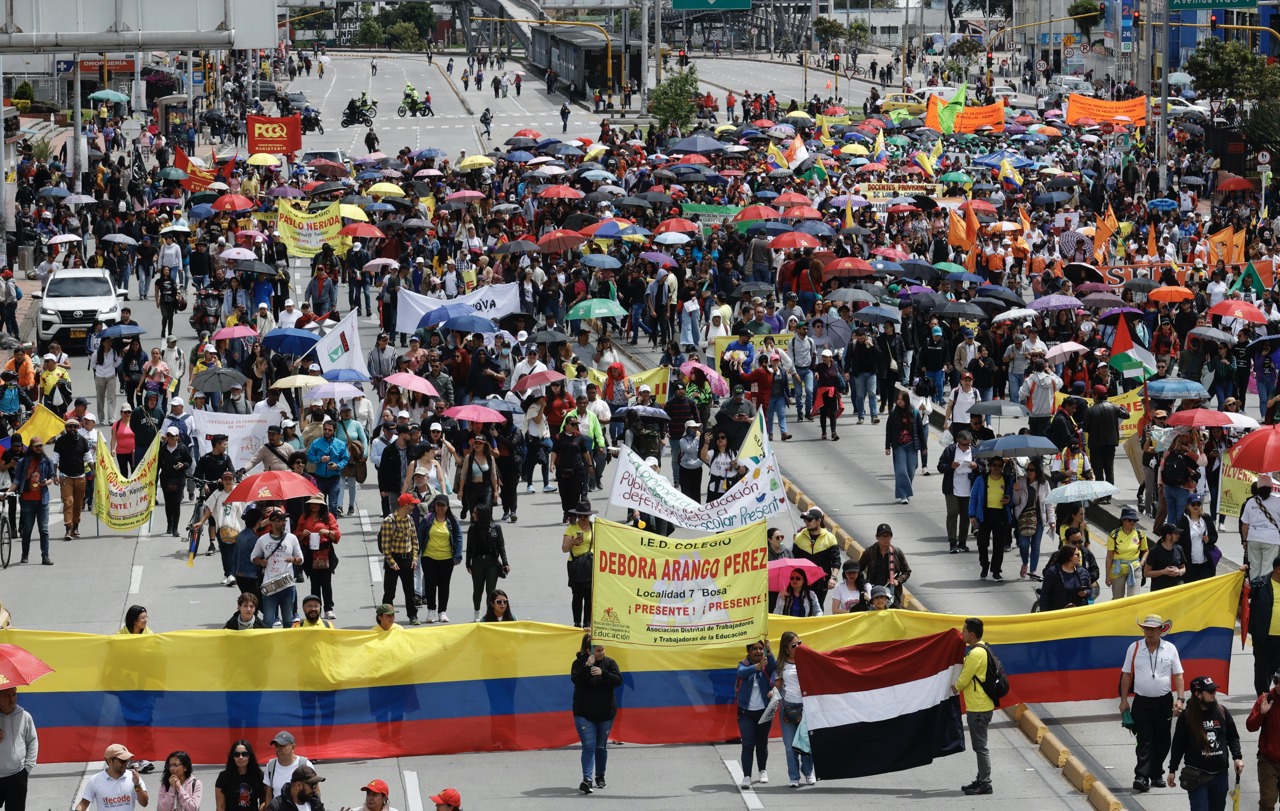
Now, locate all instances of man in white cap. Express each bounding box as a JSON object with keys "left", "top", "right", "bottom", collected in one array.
[
  {"left": 1243, "top": 474, "right": 1280, "bottom": 575},
  {"left": 79, "top": 413, "right": 103, "bottom": 515},
  {"left": 278, "top": 299, "right": 301, "bottom": 330},
  {"left": 510, "top": 344, "right": 549, "bottom": 399},
  {"left": 162, "top": 335, "right": 186, "bottom": 384},
  {"left": 1118, "top": 613, "right": 1185, "bottom": 793},
  {"left": 254, "top": 301, "right": 277, "bottom": 336},
  {"left": 223, "top": 383, "right": 251, "bottom": 415},
  {"left": 77, "top": 744, "right": 147, "bottom": 811}
]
